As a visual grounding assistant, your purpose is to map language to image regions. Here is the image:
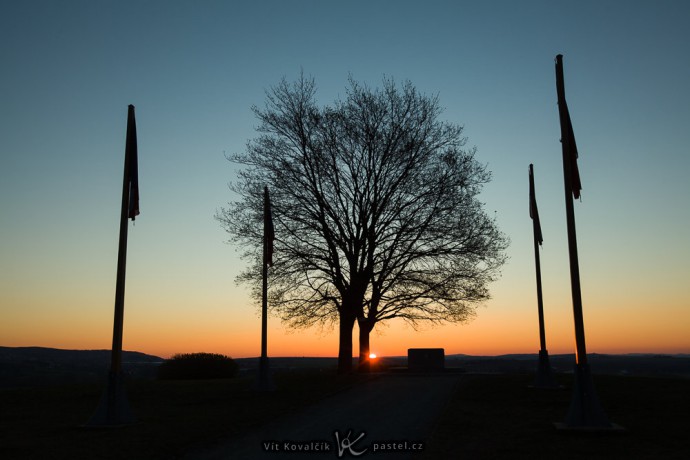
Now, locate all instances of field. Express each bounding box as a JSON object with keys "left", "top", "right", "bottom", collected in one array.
[
  {"left": 420, "top": 373, "right": 690, "bottom": 459},
  {"left": 1, "top": 370, "right": 688, "bottom": 459},
  {"left": 0, "top": 370, "right": 364, "bottom": 460}
]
